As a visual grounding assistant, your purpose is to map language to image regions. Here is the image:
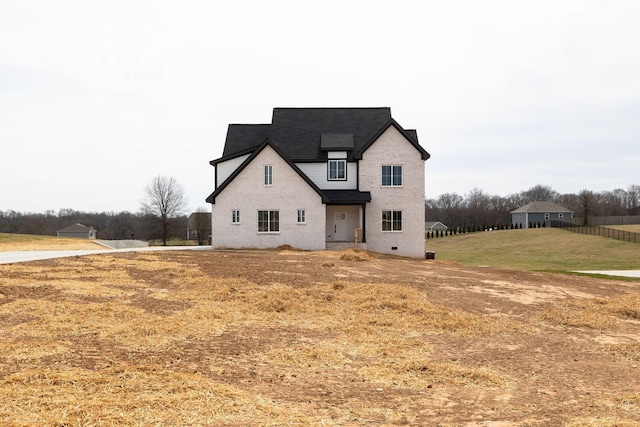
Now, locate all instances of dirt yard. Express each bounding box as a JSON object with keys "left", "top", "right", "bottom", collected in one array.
[{"left": 1, "top": 249, "right": 639, "bottom": 426}]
